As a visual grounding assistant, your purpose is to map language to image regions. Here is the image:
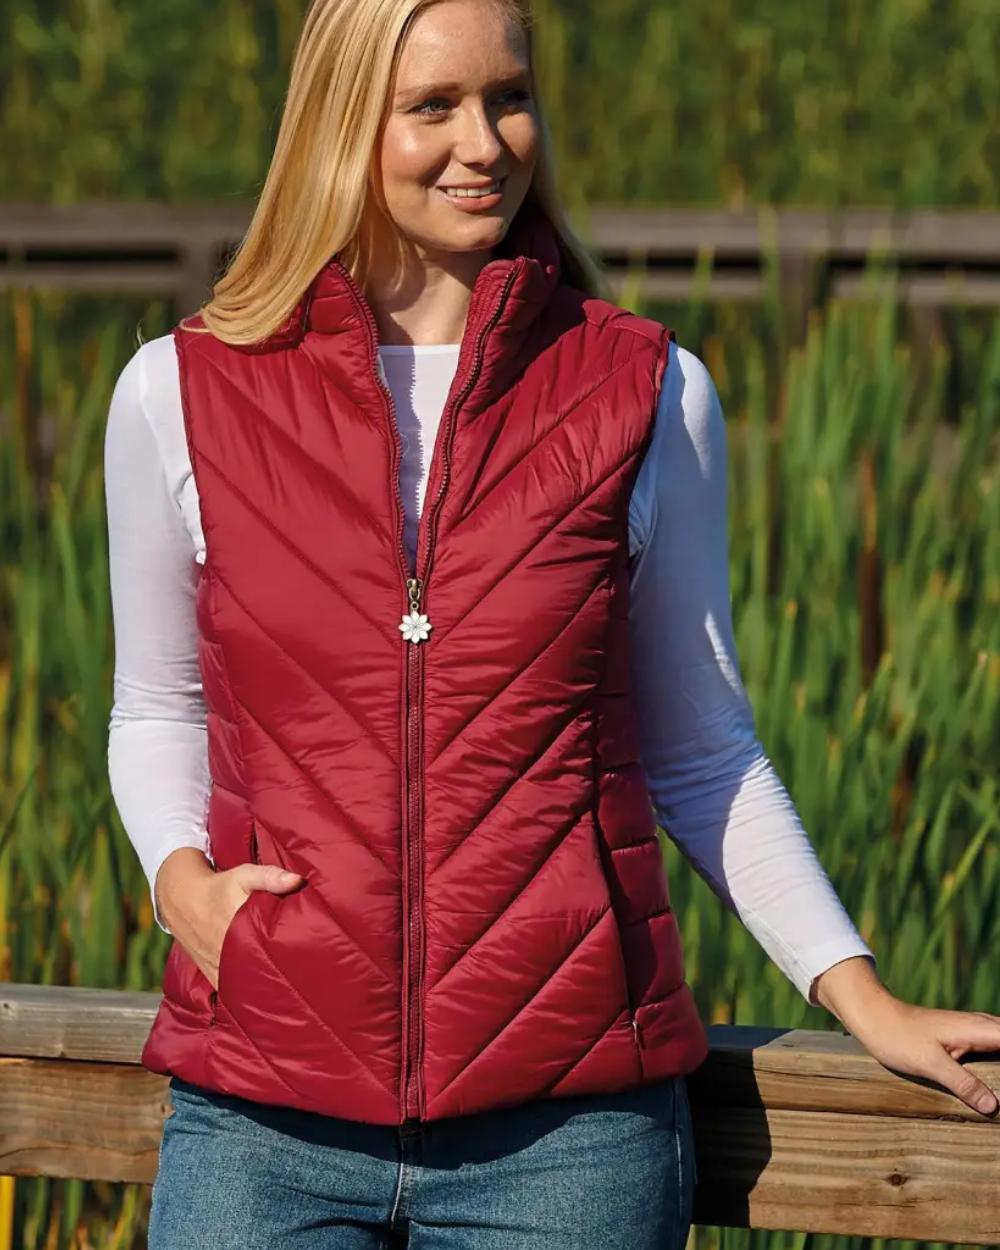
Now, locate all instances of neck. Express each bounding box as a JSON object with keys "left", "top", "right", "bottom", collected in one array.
[
  {"left": 361, "top": 217, "right": 495, "bottom": 347},
  {"left": 369, "top": 264, "right": 486, "bottom": 347}
]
